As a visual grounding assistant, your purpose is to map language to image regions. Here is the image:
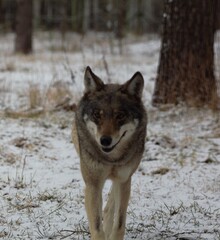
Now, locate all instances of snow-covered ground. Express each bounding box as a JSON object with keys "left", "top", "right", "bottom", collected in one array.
[{"left": 0, "top": 32, "right": 220, "bottom": 240}]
